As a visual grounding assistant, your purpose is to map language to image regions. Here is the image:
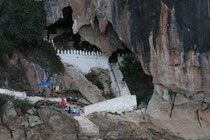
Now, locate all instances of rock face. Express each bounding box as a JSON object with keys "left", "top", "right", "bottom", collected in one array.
[
  {"left": 0, "top": 51, "right": 104, "bottom": 103},
  {"left": 89, "top": 68, "right": 112, "bottom": 96},
  {"left": 88, "top": 111, "right": 184, "bottom": 140},
  {"left": 62, "top": 64, "right": 105, "bottom": 103},
  {"left": 44, "top": 0, "right": 210, "bottom": 139},
  {"left": 0, "top": 100, "right": 80, "bottom": 140}
]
